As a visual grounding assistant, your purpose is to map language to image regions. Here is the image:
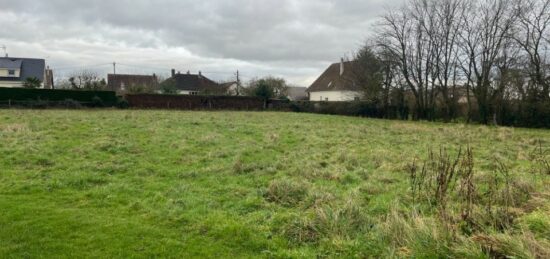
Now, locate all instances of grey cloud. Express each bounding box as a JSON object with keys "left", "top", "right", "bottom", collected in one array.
[{"left": 0, "top": 0, "right": 404, "bottom": 85}]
